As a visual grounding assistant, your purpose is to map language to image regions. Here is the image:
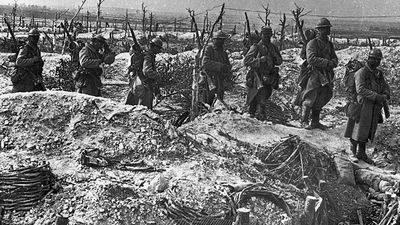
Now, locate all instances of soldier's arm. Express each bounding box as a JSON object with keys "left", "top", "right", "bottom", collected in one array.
[
  {"left": 202, "top": 45, "right": 225, "bottom": 72},
  {"left": 243, "top": 44, "right": 260, "bottom": 68},
  {"left": 273, "top": 45, "right": 283, "bottom": 66},
  {"left": 306, "top": 39, "right": 330, "bottom": 68},
  {"left": 15, "top": 46, "right": 36, "bottom": 66},
  {"left": 79, "top": 48, "right": 102, "bottom": 68},
  {"left": 142, "top": 53, "right": 157, "bottom": 79},
  {"left": 355, "top": 70, "right": 377, "bottom": 101},
  {"left": 130, "top": 52, "right": 143, "bottom": 71}
]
